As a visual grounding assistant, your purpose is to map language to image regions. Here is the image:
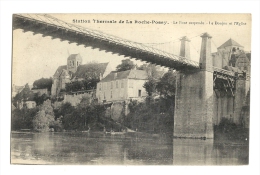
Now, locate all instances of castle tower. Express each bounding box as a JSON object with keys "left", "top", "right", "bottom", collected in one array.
[{"left": 67, "top": 54, "right": 82, "bottom": 73}]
